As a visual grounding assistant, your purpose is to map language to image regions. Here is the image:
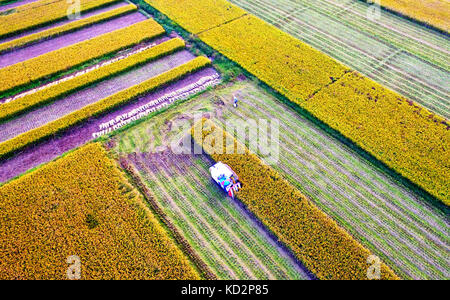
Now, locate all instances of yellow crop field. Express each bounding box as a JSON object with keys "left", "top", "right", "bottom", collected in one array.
[
  {"left": 0, "top": 19, "right": 165, "bottom": 95},
  {"left": 191, "top": 119, "right": 399, "bottom": 280},
  {"left": 145, "top": 0, "right": 247, "bottom": 33},
  {"left": 0, "top": 0, "right": 120, "bottom": 39},
  {"left": 0, "top": 4, "right": 138, "bottom": 54},
  {"left": 198, "top": 14, "right": 349, "bottom": 100},
  {"left": 145, "top": 1, "right": 449, "bottom": 205},
  {"left": 0, "top": 143, "right": 200, "bottom": 279},
  {"left": 378, "top": 0, "right": 450, "bottom": 32}
]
